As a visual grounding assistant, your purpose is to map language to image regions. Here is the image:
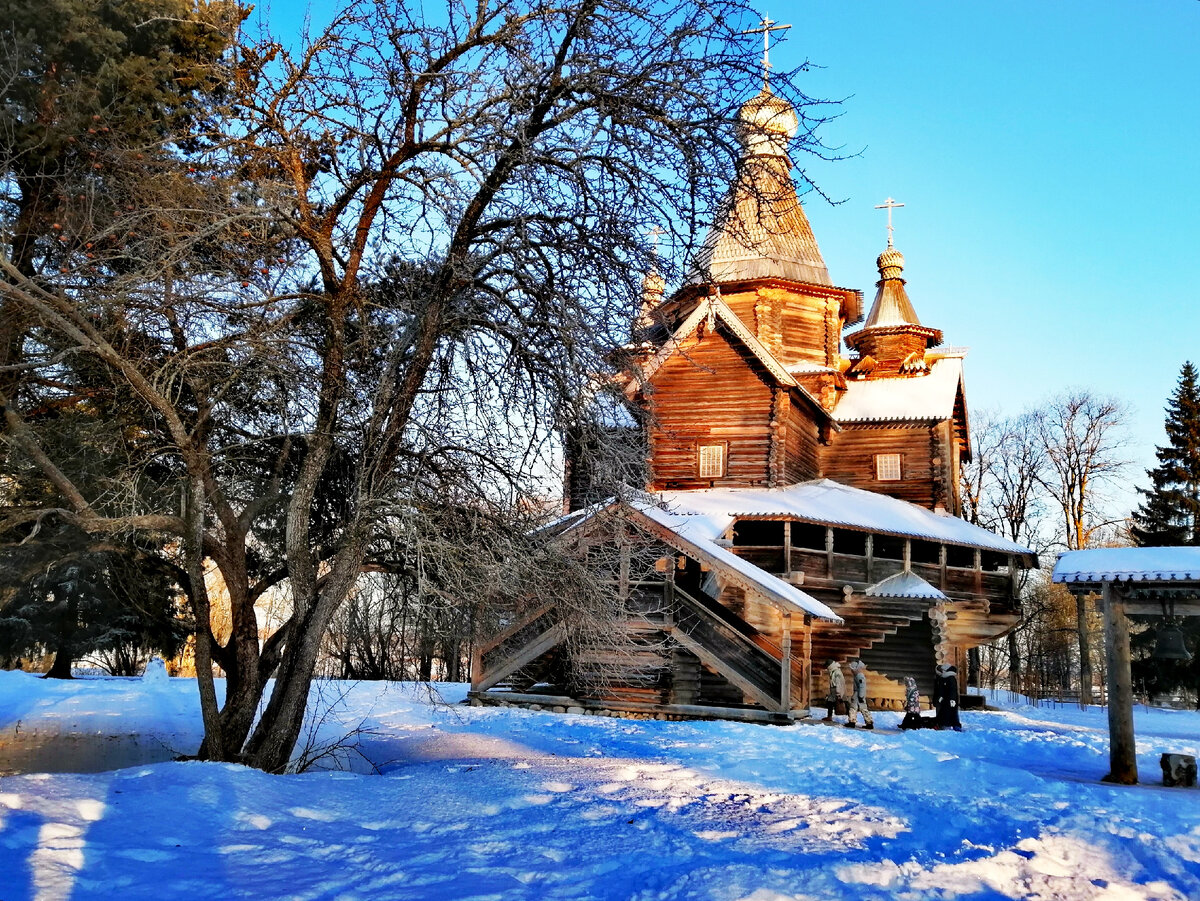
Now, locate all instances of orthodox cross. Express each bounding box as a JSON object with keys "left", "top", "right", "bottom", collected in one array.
[
  {"left": 645, "top": 225, "right": 665, "bottom": 255},
  {"left": 740, "top": 13, "right": 791, "bottom": 86},
  {"left": 874, "top": 197, "right": 905, "bottom": 248}
]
